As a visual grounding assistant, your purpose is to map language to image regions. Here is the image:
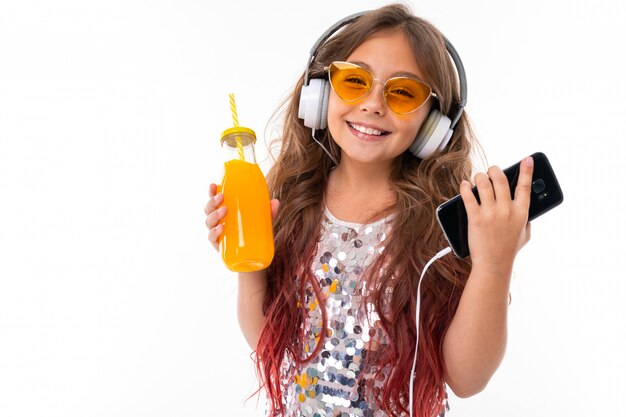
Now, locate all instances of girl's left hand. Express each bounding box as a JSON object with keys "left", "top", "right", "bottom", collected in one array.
[{"left": 459, "top": 156, "right": 534, "bottom": 276}]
